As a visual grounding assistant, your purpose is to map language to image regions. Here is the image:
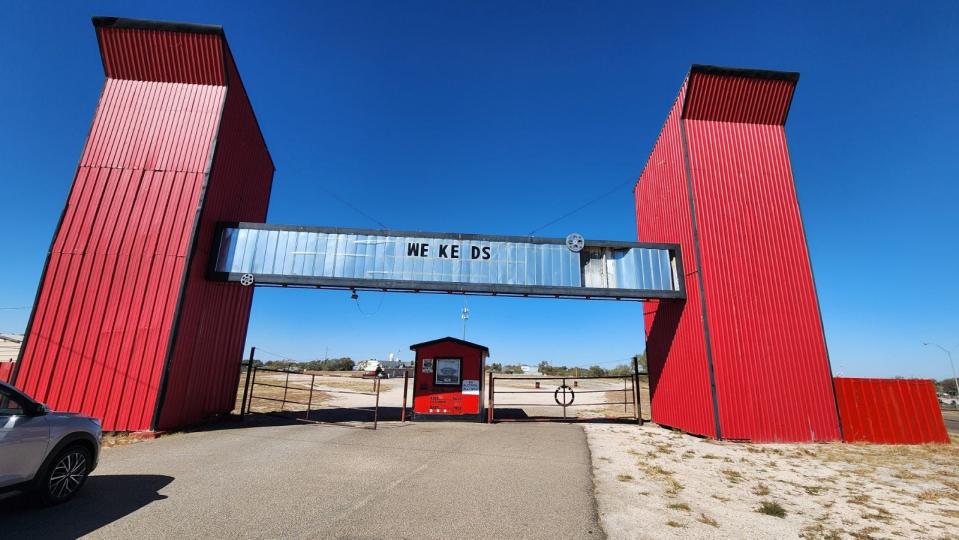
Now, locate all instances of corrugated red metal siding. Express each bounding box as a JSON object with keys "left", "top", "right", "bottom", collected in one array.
[
  {"left": 15, "top": 75, "right": 221, "bottom": 430},
  {"left": 637, "top": 67, "right": 842, "bottom": 442},
  {"left": 683, "top": 73, "right": 795, "bottom": 125},
  {"left": 834, "top": 378, "right": 949, "bottom": 444},
  {"left": 682, "top": 70, "right": 840, "bottom": 442},
  {"left": 156, "top": 51, "right": 274, "bottom": 430},
  {"left": 0, "top": 362, "right": 12, "bottom": 383},
  {"left": 15, "top": 20, "right": 270, "bottom": 432},
  {"left": 635, "top": 83, "right": 717, "bottom": 438},
  {"left": 97, "top": 27, "right": 225, "bottom": 85}
]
